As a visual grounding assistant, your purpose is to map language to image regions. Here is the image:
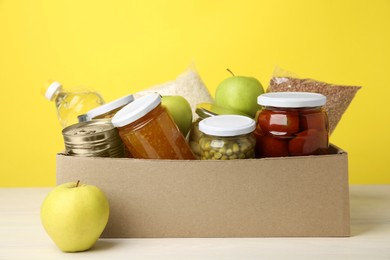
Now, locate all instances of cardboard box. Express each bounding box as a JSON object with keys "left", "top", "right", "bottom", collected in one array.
[{"left": 56, "top": 144, "right": 350, "bottom": 238}]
